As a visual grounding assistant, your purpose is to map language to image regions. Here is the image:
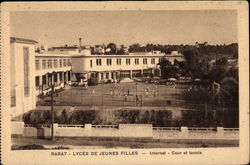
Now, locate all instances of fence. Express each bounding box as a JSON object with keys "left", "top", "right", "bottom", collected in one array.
[
  {"left": 224, "top": 128, "right": 239, "bottom": 131},
  {"left": 187, "top": 127, "right": 216, "bottom": 131},
  {"left": 58, "top": 124, "right": 84, "bottom": 128},
  {"left": 12, "top": 121, "right": 239, "bottom": 140},
  {"left": 92, "top": 125, "right": 118, "bottom": 129},
  {"left": 153, "top": 127, "right": 180, "bottom": 131}
]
